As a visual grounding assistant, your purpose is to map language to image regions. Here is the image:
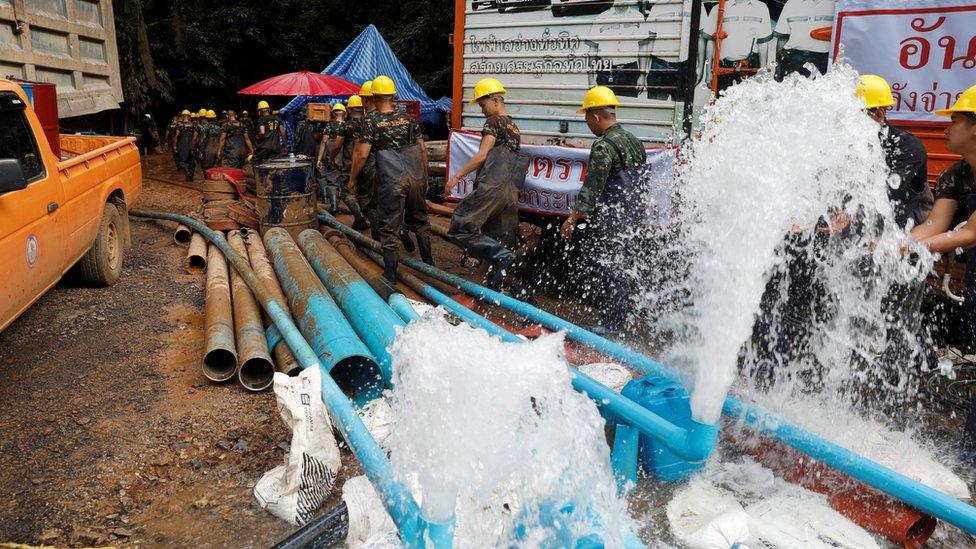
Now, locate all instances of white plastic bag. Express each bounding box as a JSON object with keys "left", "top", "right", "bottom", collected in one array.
[
  {"left": 343, "top": 475, "right": 402, "bottom": 548},
  {"left": 254, "top": 367, "right": 342, "bottom": 525},
  {"left": 667, "top": 478, "right": 750, "bottom": 549},
  {"left": 746, "top": 492, "right": 881, "bottom": 549}
]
